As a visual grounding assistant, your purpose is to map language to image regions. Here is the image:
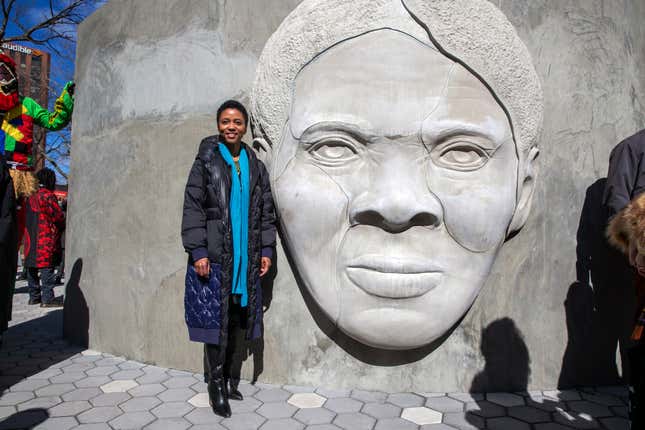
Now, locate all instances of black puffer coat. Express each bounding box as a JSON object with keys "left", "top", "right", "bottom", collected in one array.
[
  {"left": 0, "top": 154, "right": 17, "bottom": 333},
  {"left": 181, "top": 136, "right": 276, "bottom": 345}
]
